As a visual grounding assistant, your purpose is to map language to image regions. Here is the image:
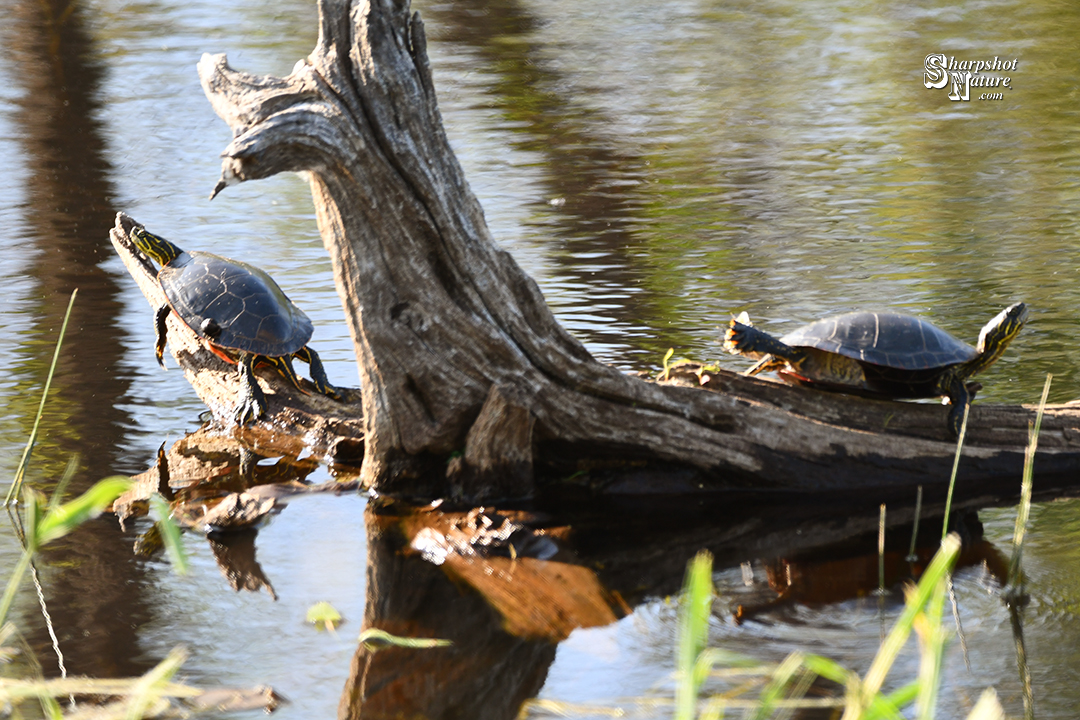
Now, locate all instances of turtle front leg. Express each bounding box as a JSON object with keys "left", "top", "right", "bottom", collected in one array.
[
  {"left": 941, "top": 371, "right": 972, "bottom": 438},
  {"left": 235, "top": 352, "right": 268, "bottom": 425},
  {"left": 294, "top": 346, "right": 343, "bottom": 400},
  {"left": 154, "top": 304, "right": 171, "bottom": 369}
]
